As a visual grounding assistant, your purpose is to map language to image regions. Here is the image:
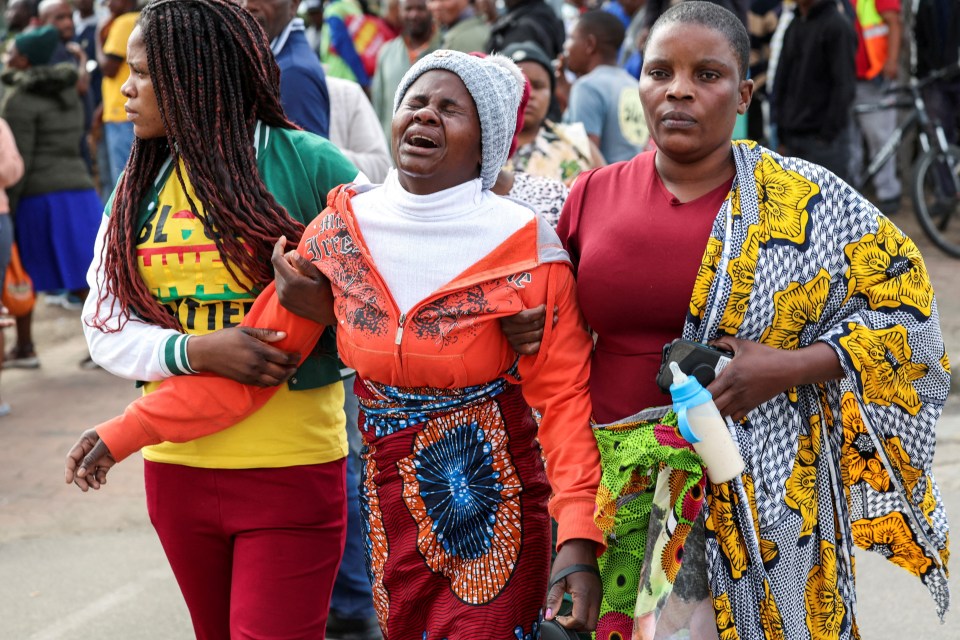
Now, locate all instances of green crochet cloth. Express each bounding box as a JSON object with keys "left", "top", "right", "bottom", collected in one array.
[{"left": 592, "top": 410, "right": 706, "bottom": 639}]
